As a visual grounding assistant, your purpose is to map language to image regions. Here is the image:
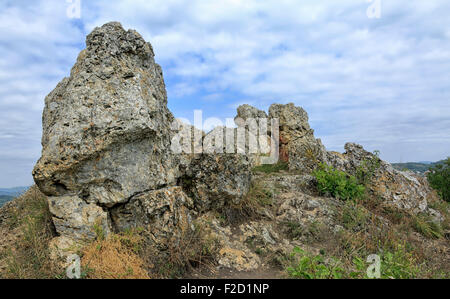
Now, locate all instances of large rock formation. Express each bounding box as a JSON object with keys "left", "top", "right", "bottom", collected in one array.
[
  {"left": 235, "top": 103, "right": 440, "bottom": 216},
  {"left": 328, "top": 143, "right": 439, "bottom": 214},
  {"left": 31, "top": 22, "right": 444, "bottom": 276},
  {"left": 236, "top": 103, "right": 328, "bottom": 173},
  {"left": 111, "top": 186, "right": 194, "bottom": 249},
  {"left": 33, "top": 22, "right": 253, "bottom": 242},
  {"left": 268, "top": 104, "right": 328, "bottom": 173},
  {"left": 33, "top": 22, "right": 185, "bottom": 241}
]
